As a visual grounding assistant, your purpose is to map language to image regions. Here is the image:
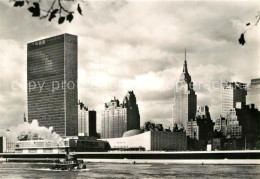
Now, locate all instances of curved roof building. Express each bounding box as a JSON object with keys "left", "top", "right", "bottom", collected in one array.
[
  {"left": 123, "top": 129, "right": 143, "bottom": 138},
  {"left": 100, "top": 131, "right": 187, "bottom": 151}
]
